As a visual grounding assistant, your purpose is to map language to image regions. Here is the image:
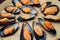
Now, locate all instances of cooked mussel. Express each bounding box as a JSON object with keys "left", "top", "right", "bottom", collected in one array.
[
  {"left": 38, "top": 18, "right": 56, "bottom": 35},
  {"left": 21, "top": 0, "right": 40, "bottom": 5},
  {"left": 33, "top": 0, "right": 39, "bottom": 5},
  {"left": 21, "top": 5, "right": 37, "bottom": 15},
  {"left": 17, "top": 14, "right": 35, "bottom": 22},
  {"left": 15, "top": 2, "right": 22, "bottom": 8},
  {"left": 4, "top": 5, "right": 21, "bottom": 14},
  {"left": 0, "top": 13, "right": 15, "bottom": 19},
  {"left": 0, "top": 23, "right": 19, "bottom": 37},
  {"left": 20, "top": 22, "right": 34, "bottom": 40},
  {"left": 21, "top": 0, "right": 31, "bottom": 5},
  {"left": 42, "top": 5, "right": 59, "bottom": 15},
  {"left": 32, "top": 21, "right": 46, "bottom": 40},
  {"left": 43, "top": 15, "right": 60, "bottom": 22},
  {"left": 0, "top": 18, "right": 16, "bottom": 25},
  {"left": 40, "top": 1, "right": 52, "bottom": 11}
]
